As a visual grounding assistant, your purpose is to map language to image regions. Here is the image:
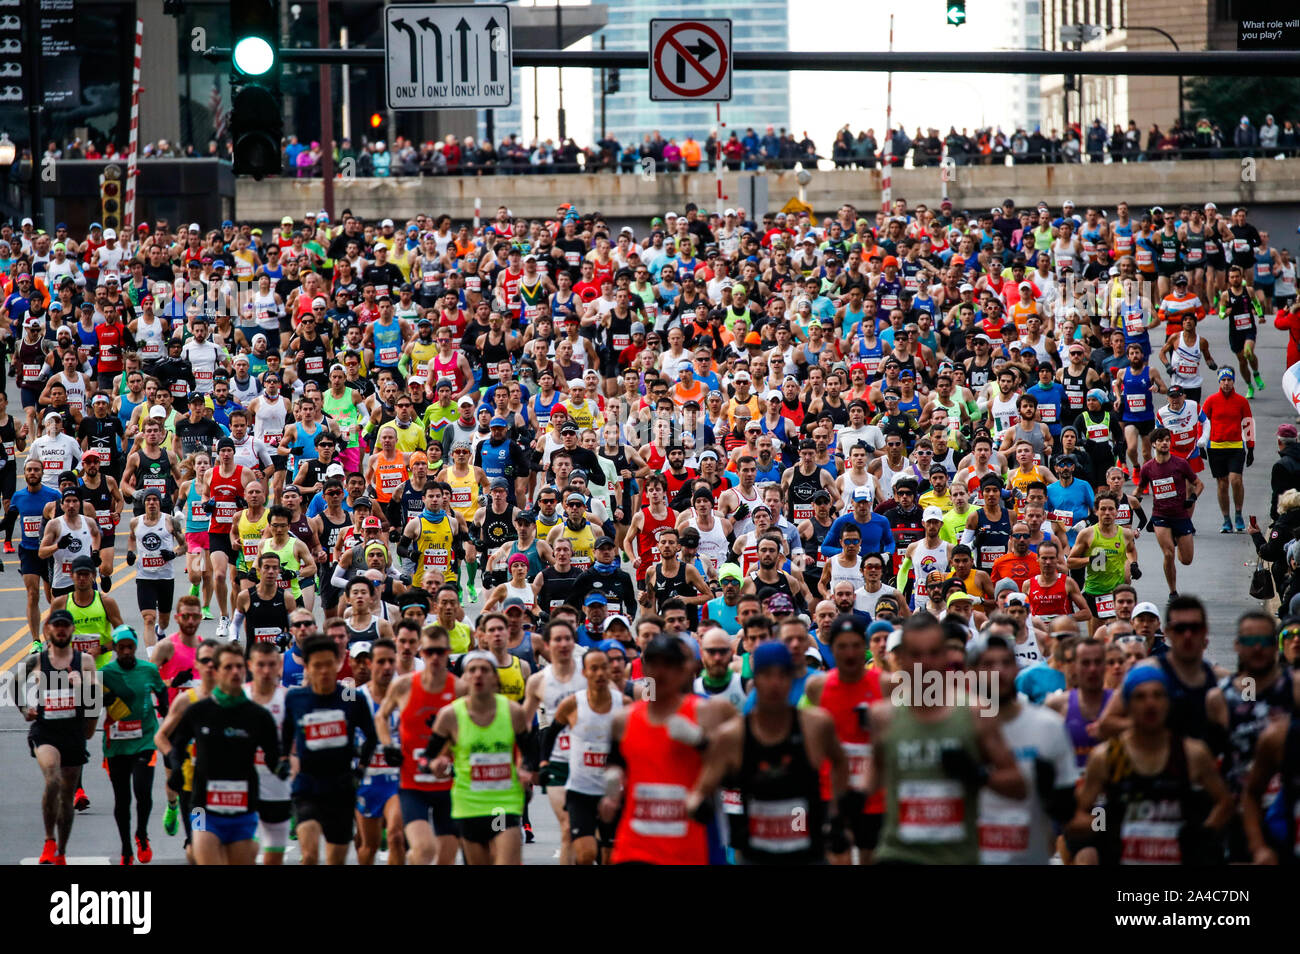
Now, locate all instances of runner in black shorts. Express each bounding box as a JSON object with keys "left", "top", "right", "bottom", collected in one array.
[
  {"left": 0, "top": 391, "right": 23, "bottom": 551},
  {"left": 280, "top": 636, "right": 378, "bottom": 865},
  {"left": 19, "top": 609, "right": 98, "bottom": 864},
  {"left": 1219, "top": 266, "right": 1264, "bottom": 397}
]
